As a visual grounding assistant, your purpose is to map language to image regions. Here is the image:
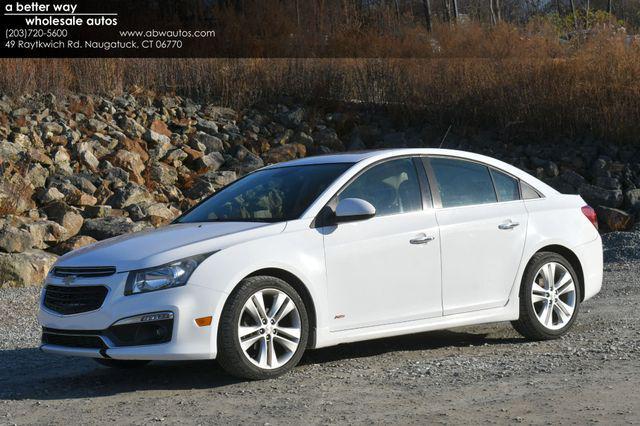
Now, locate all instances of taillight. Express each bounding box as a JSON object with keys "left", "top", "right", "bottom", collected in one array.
[{"left": 581, "top": 205, "right": 598, "bottom": 230}]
